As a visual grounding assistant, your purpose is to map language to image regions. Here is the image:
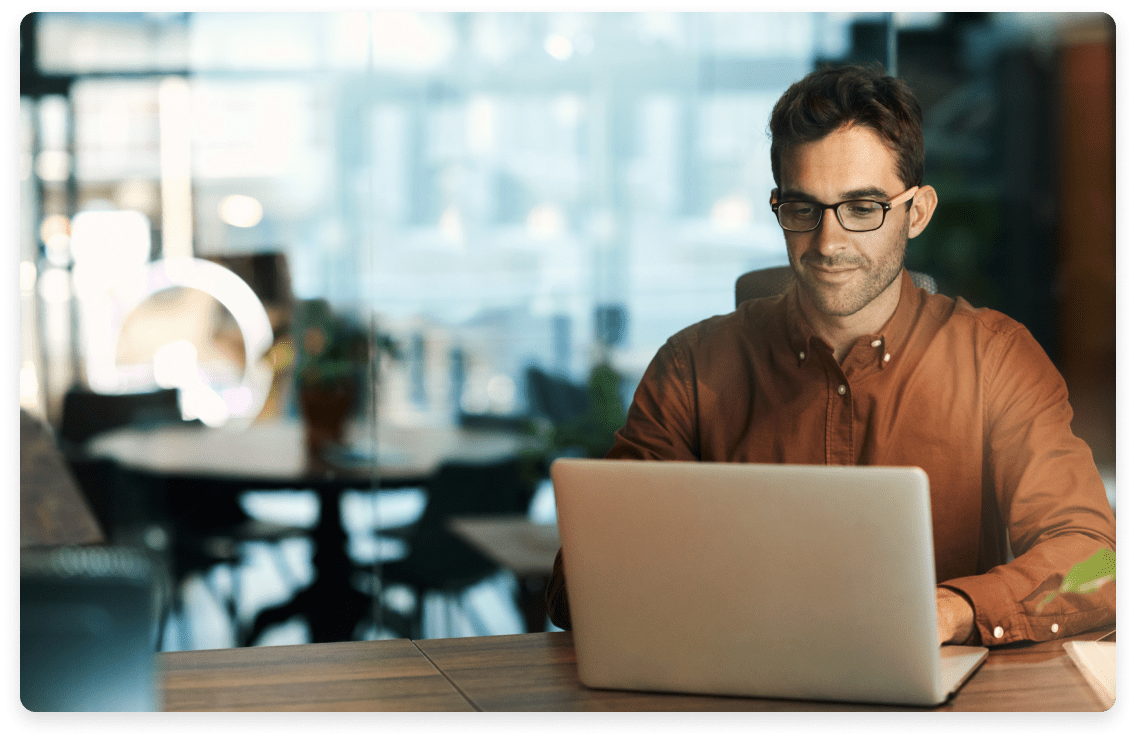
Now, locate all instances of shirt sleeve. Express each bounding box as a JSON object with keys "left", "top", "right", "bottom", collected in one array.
[
  {"left": 545, "top": 338, "right": 701, "bottom": 629},
  {"left": 940, "top": 325, "right": 1116, "bottom": 645},
  {"left": 607, "top": 337, "right": 701, "bottom": 461},
  {"left": 545, "top": 547, "right": 573, "bottom": 630}
]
